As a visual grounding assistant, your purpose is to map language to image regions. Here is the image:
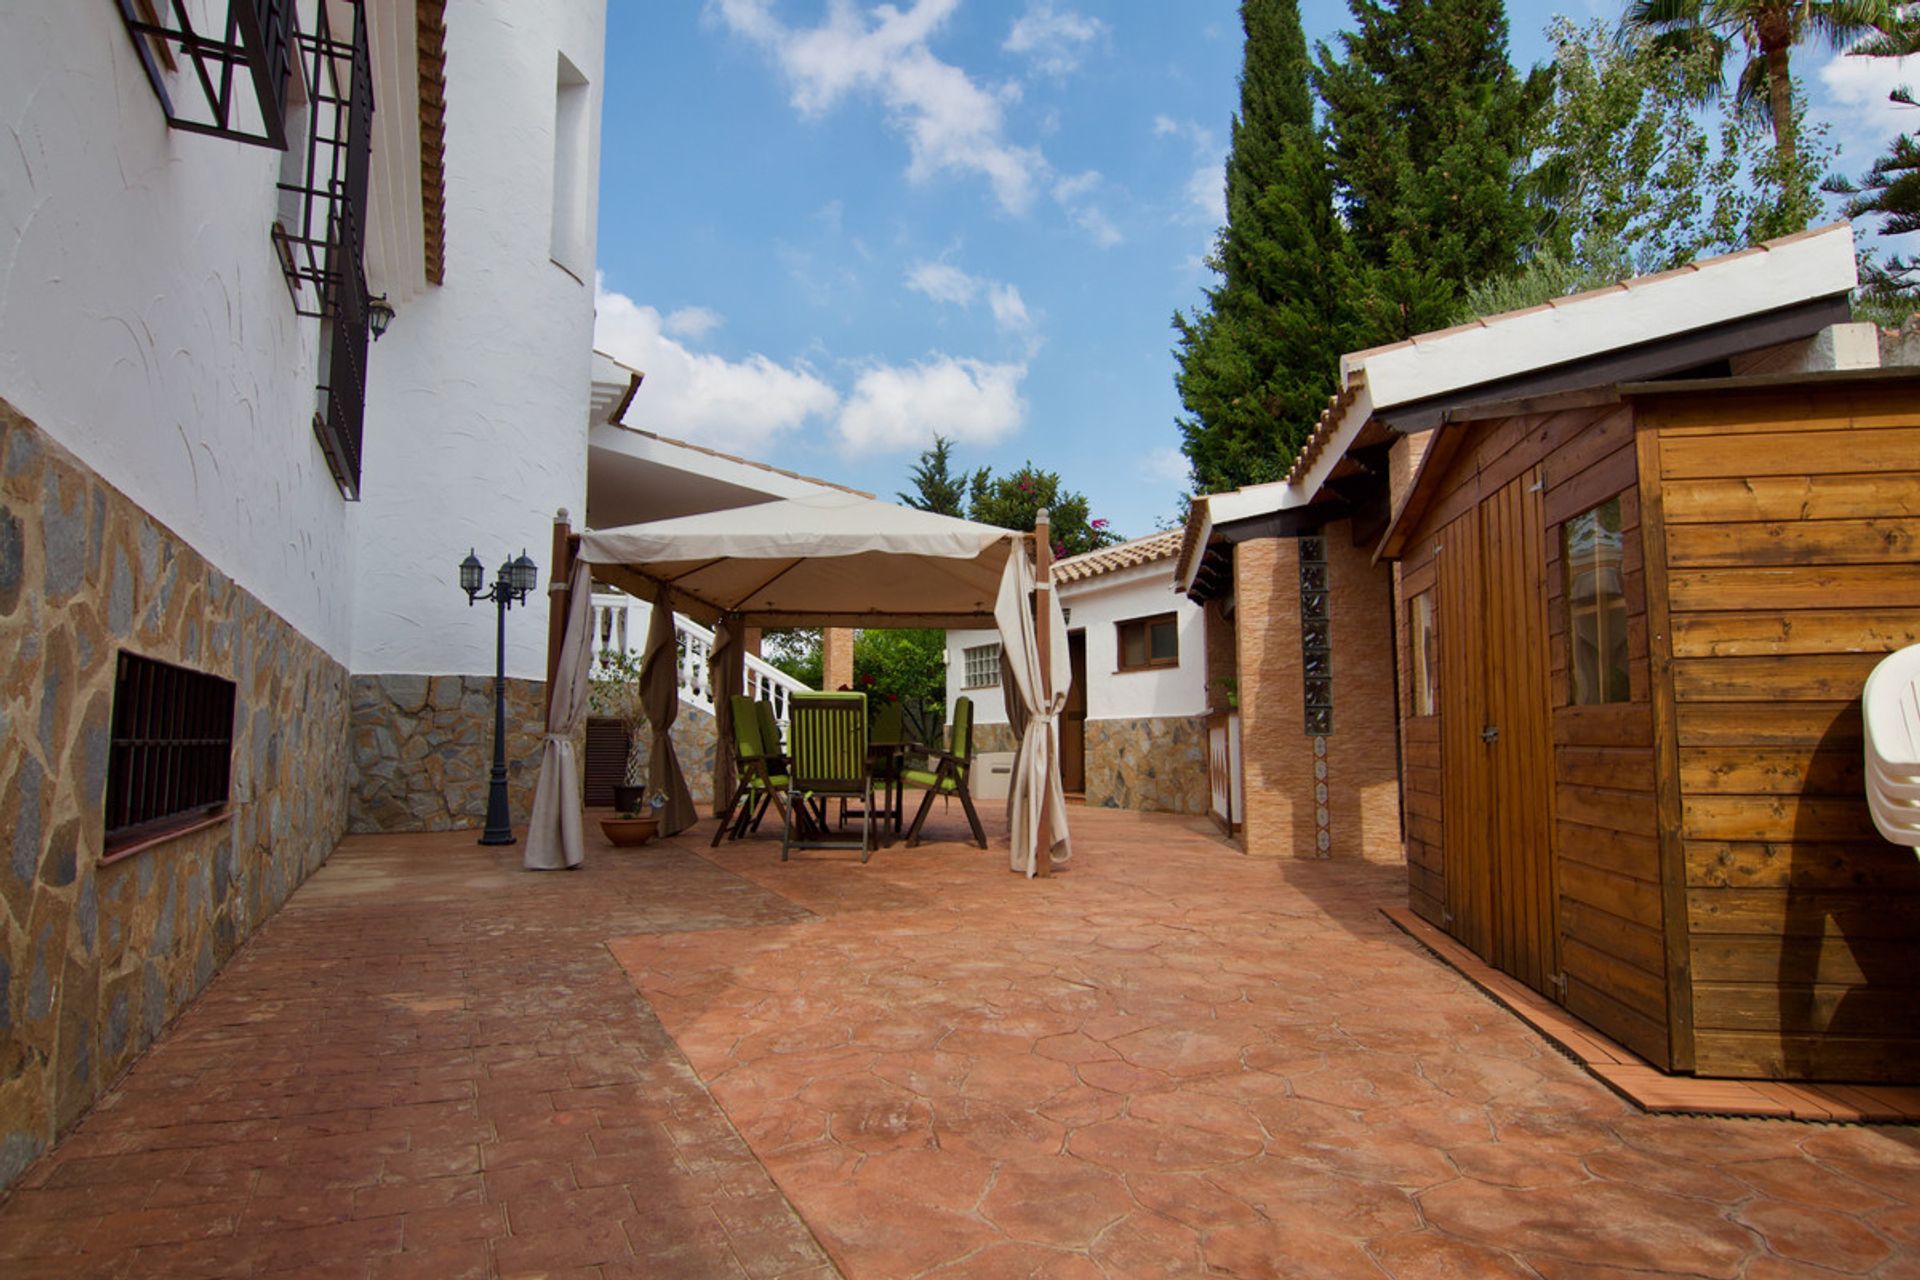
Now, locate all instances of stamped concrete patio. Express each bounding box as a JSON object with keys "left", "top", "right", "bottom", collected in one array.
[{"left": 3, "top": 807, "right": 1918, "bottom": 1278}]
